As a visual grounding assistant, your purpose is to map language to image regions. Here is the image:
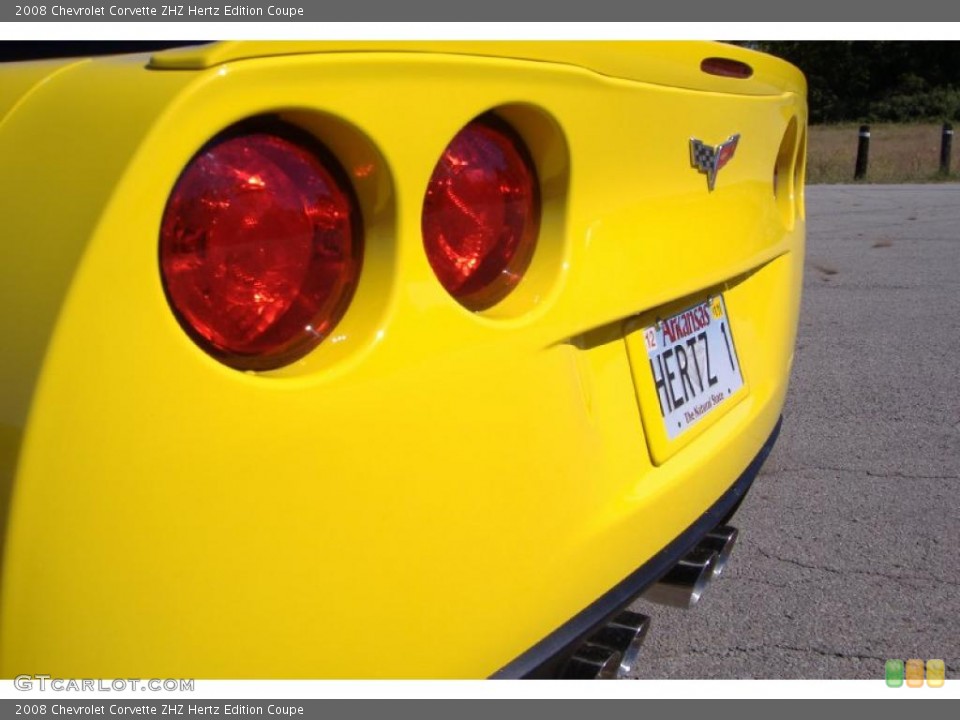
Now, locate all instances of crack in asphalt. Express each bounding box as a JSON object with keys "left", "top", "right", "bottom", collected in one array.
[
  {"left": 734, "top": 574, "right": 792, "bottom": 591},
  {"left": 772, "top": 645, "right": 889, "bottom": 663},
  {"left": 648, "top": 645, "right": 960, "bottom": 675},
  {"left": 660, "top": 644, "right": 886, "bottom": 664},
  {"left": 750, "top": 545, "right": 960, "bottom": 589},
  {"left": 766, "top": 465, "right": 960, "bottom": 482}
]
